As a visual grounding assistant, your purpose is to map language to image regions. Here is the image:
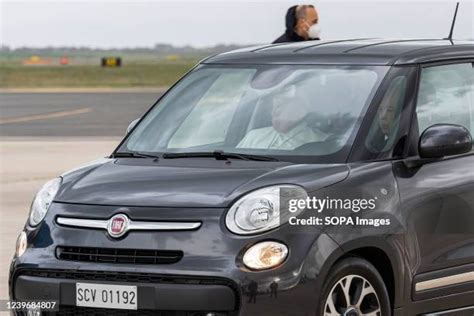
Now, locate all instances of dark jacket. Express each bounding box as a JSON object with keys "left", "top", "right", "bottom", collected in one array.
[{"left": 273, "top": 6, "right": 320, "bottom": 44}]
